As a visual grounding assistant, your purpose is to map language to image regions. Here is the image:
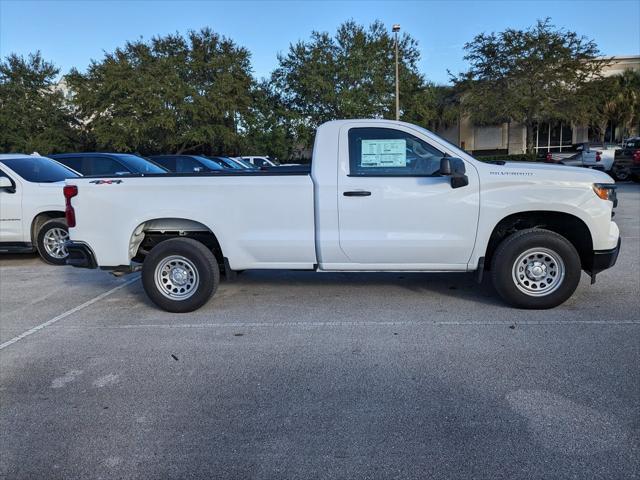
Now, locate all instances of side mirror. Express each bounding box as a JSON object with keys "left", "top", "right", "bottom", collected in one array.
[
  {"left": 0, "top": 176, "right": 15, "bottom": 193},
  {"left": 440, "top": 157, "right": 469, "bottom": 189},
  {"left": 439, "top": 157, "right": 452, "bottom": 176}
]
